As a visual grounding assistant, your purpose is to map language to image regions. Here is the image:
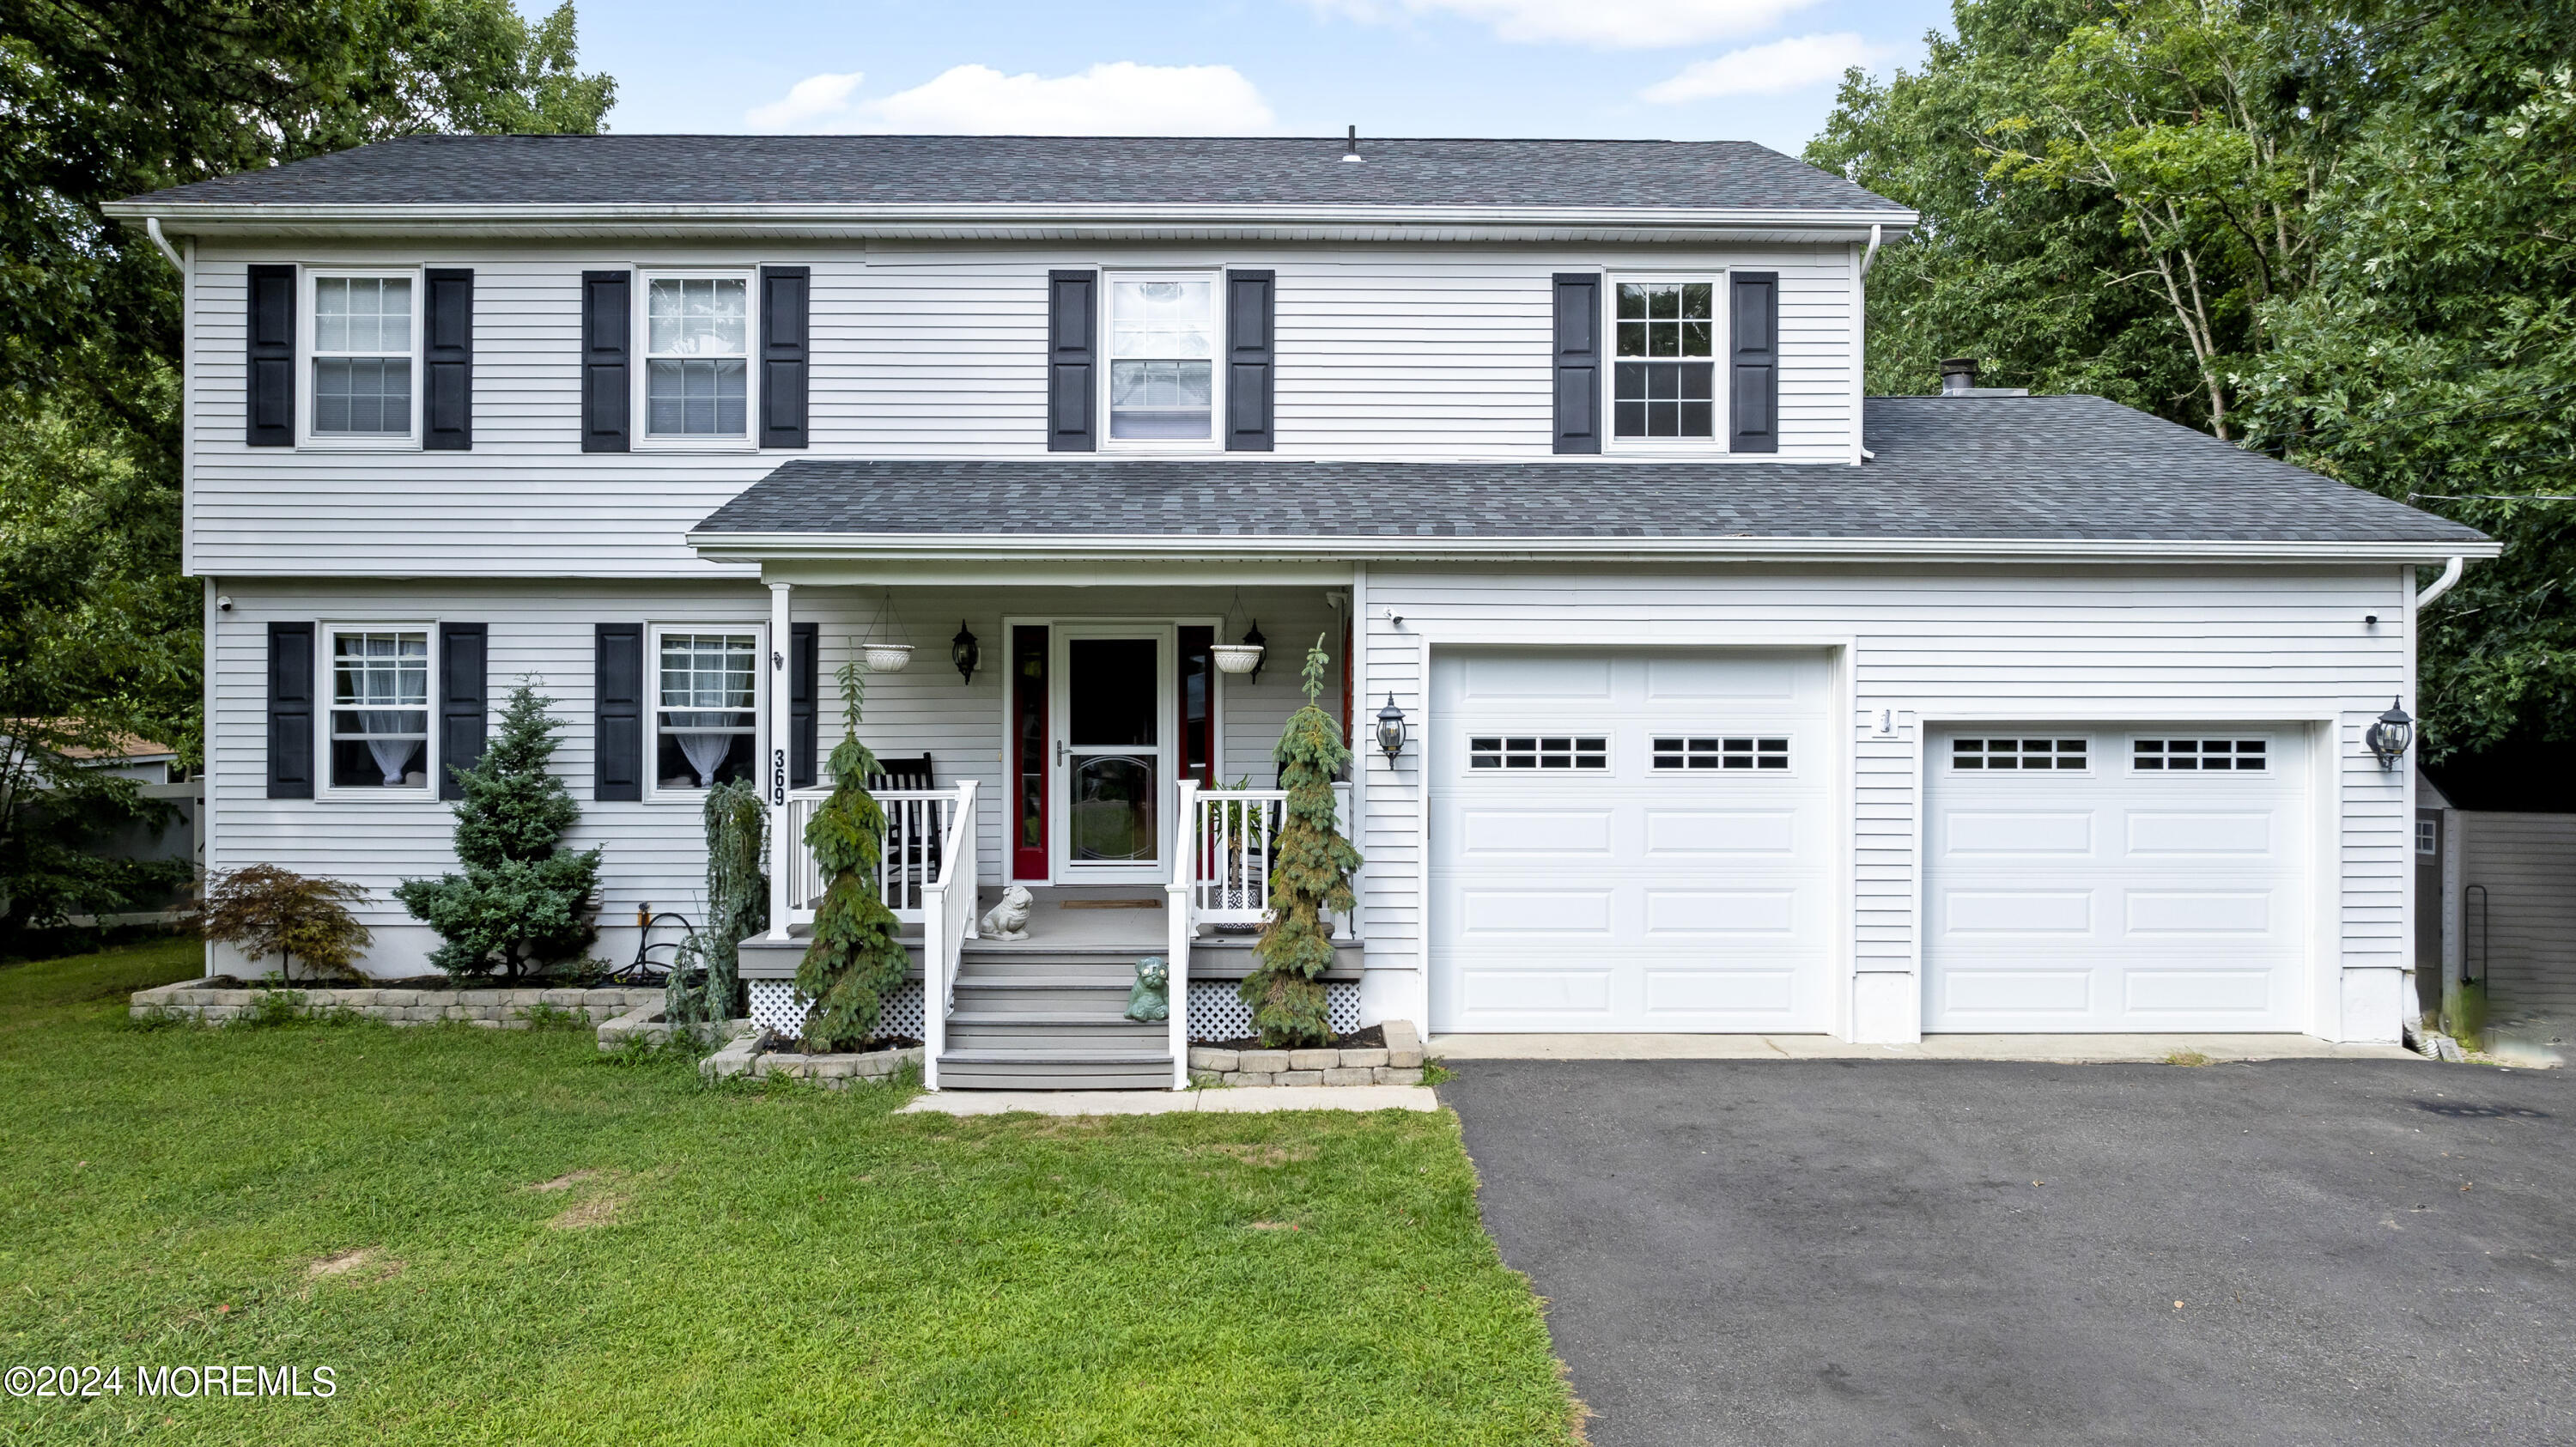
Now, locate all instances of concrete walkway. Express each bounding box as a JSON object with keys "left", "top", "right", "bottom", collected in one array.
[
  {"left": 900, "top": 1084, "right": 1438, "bottom": 1116},
  {"left": 1428, "top": 1032, "right": 2419, "bottom": 1064}
]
